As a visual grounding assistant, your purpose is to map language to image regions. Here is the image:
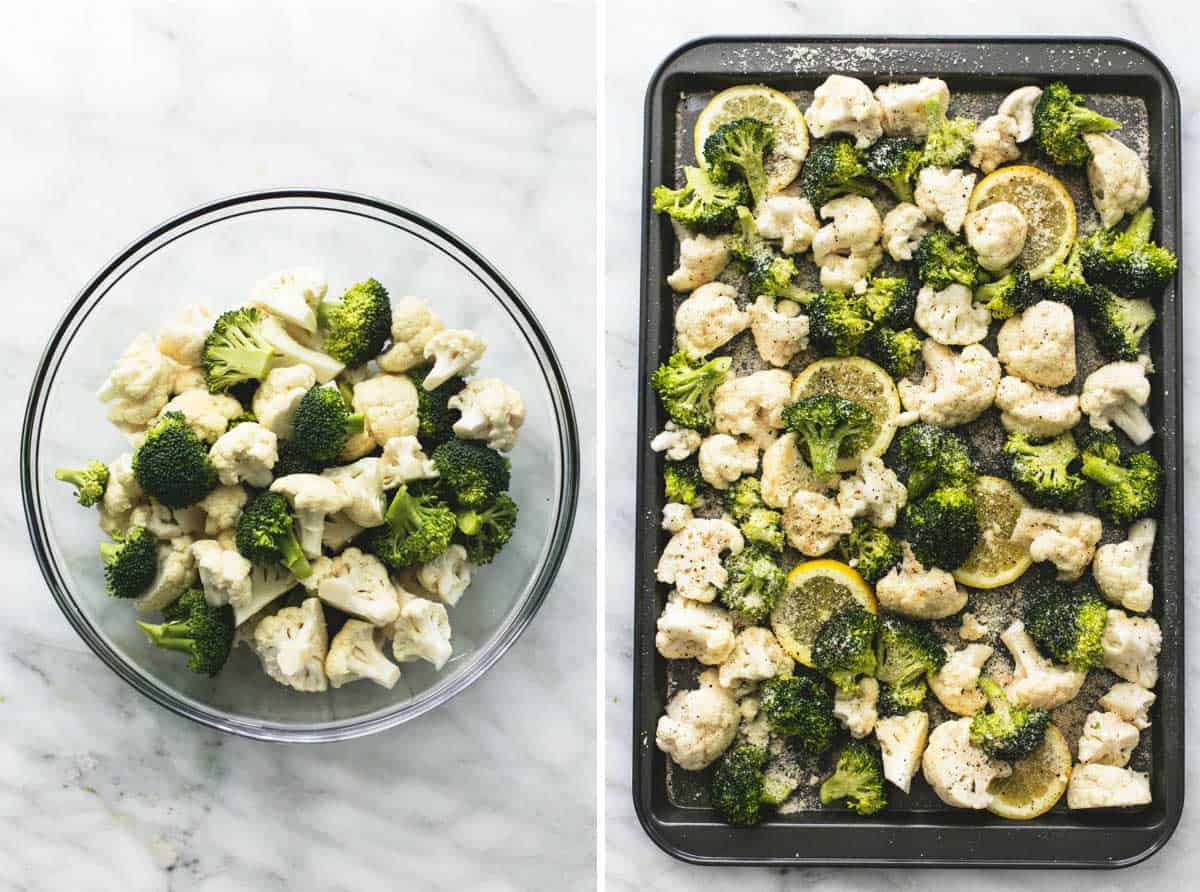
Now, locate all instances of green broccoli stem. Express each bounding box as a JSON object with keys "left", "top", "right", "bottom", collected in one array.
[
  {"left": 346, "top": 412, "right": 365, "bottom": 436},
  {"left": 55, "top": 467, "right": 91, "bottom": 488},
  {"left": 805, "top": 438, "right": 840, "bottom": 481},
  {"left": 279, "top": 533, "right": 312, "bottom": 579},
  {"left": 1071, "top": 106, "right": 1122, "bottom": 137},
  {"left": 457, "top": 510, "right": 483, "bottom": 536},
  {"left": 386, "top": 488, "right": 422, "bottom": 531},
  {"left": 316, "top": 300, "right": 340, "bottom": 329},
  {"left": 217, "top": 344, "right": 274, "bottom": 381},
  {"left": 1123, "top": 208, "right": 1153, "bottom": 244},
  {"left": 136, "top": 621, "right": 196, "bottom": 654},
  {"left": 978, "top": 678, "right": 1009, "bottom": 716},
  {"left": 1081, "top": 454, "right": 1125, "bottom": 487},
  {"left": 98, "top": 542, "right": 120, "bottom": 563}
]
